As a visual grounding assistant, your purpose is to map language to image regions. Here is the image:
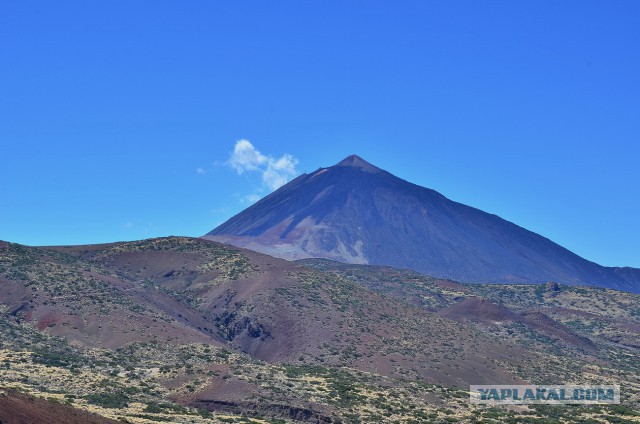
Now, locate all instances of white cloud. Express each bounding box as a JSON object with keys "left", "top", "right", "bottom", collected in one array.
[
  {"left": 228, "top": 139, "right": 268, "bottom": 174},
  {"left": 226, "top": 139, "right": 299, "bottom": 192},
  {"left": 196, "top": 167, "right": 207, "bottom": 175},
  {"left": 262, "top": 153, "right": 298, "bottom": 190},
  {"left": 124, "top": 221, "right": 134, "bottom": 229}
]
